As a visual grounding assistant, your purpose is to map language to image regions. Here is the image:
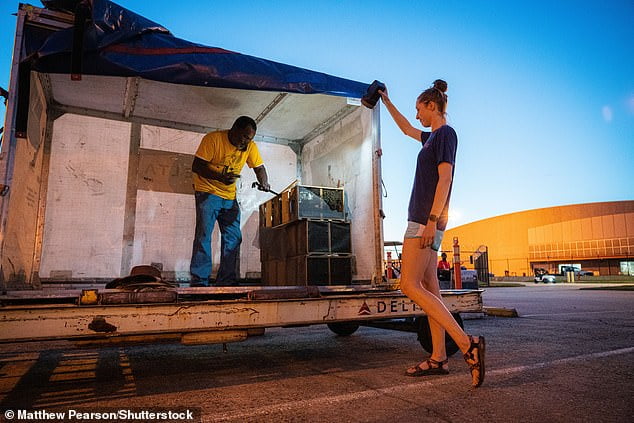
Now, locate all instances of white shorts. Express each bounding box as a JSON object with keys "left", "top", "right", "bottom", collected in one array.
[{"left": 403, "top": 221, "right": 444, "bottom": 251}]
